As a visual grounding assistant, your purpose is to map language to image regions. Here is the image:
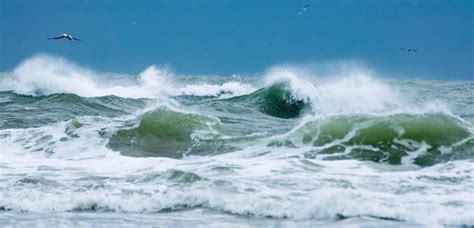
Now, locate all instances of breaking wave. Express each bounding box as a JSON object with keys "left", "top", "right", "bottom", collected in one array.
[
  {"left": 107, "top": 107, "right": 230, "bottom": 158},
  {"left": 1, "top": 55, "right": 473, "bottom": 226},
  {"left": 272, "top": 113, "right": 473, "bottom": 166},
  {"left": 0, "top": 54, "right": 255, "bottom": 99}
]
